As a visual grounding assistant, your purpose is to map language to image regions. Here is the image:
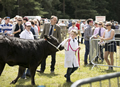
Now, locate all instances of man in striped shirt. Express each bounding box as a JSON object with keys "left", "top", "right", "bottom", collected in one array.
[{"left": 0, "top": 17, "right": 13, "bottom": 36}]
